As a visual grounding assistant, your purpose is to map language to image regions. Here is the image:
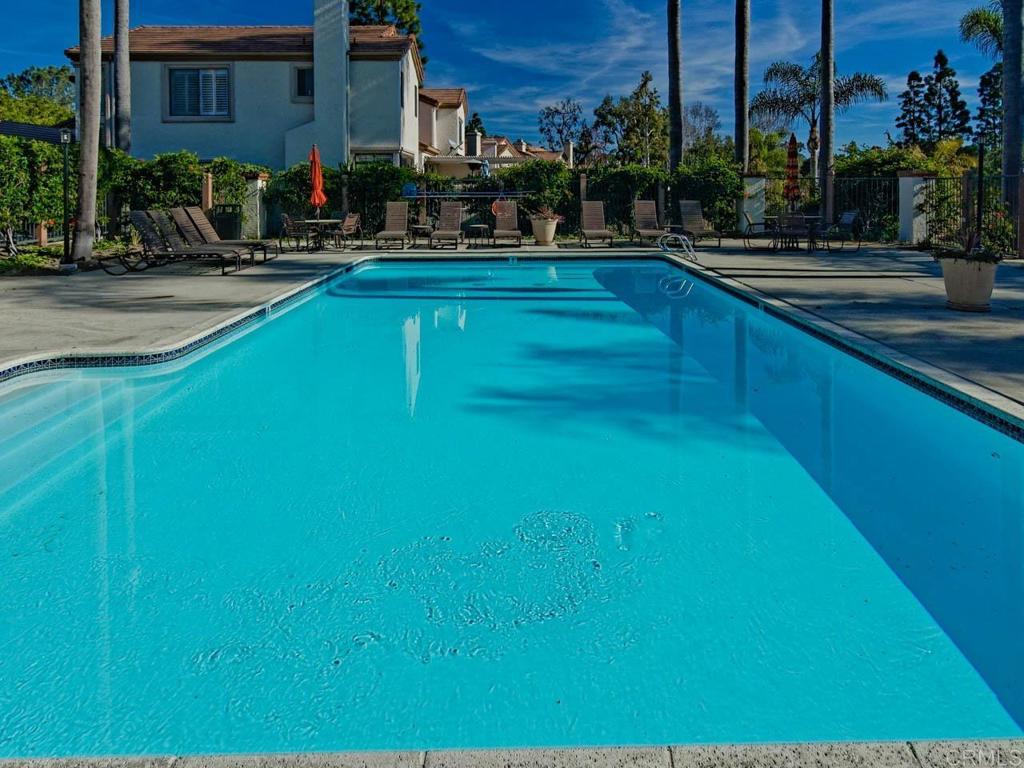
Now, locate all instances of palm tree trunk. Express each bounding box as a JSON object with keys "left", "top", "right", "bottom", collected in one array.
[
  {"left": 820, "top": 0, "right": 835, "bottom": 223},
  {"left": 72, "top": 0, "right": 101, "bottom": 262},
  {"left": 734, "top": 0, "right": 750, "bottom": 172},
  {"left": 1003, "top": 0, "right": 1023, "bottom": 211},
  {"left": 668, "top": 0, "right": 684, "bottom": 170},
  {"left": 114, "top": 0, "right": 131, "bottom": 153},
  {"left": 807, "top": 122, "right": 819, "bottom": 191}
]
